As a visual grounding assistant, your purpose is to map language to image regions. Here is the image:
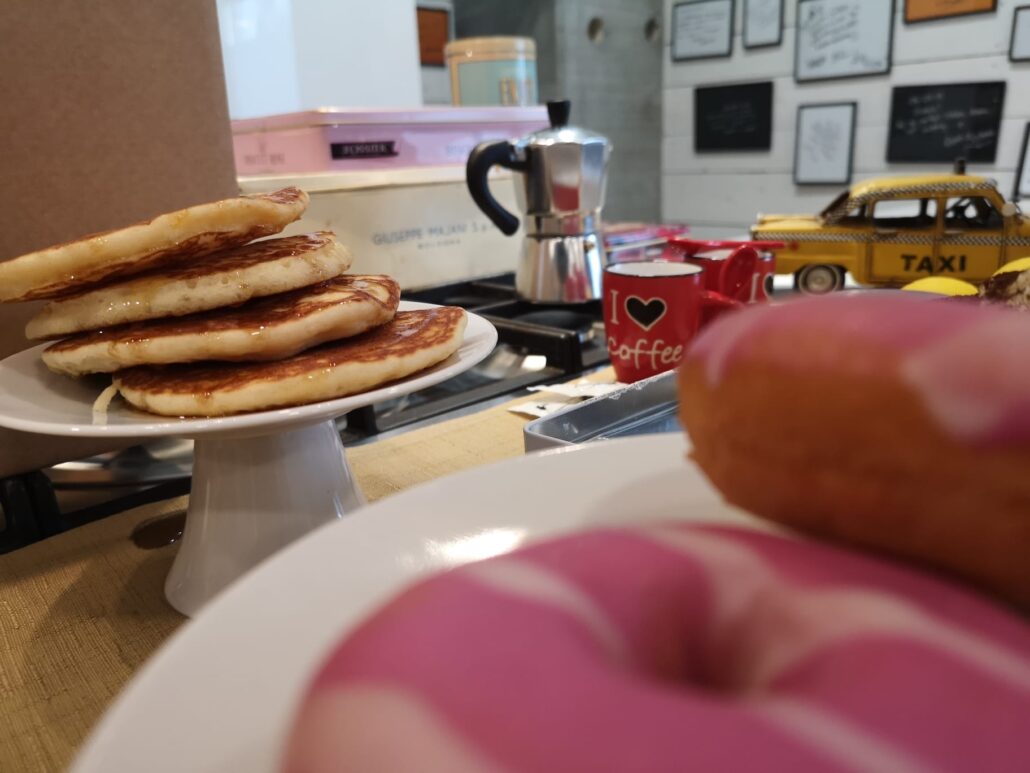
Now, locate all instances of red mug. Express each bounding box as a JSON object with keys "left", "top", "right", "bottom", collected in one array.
[
  {"left": 748, "top": 251, "right": 776, "bottom": 303},
  {"left": 668, "top": 238, "right": 785, "bottom": 305},
  {"left": 603, "top": 261, "right": 741, "bottom": 383},
  {"left": 681, "top": 246, "right": 759, "bottom": 301}
]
